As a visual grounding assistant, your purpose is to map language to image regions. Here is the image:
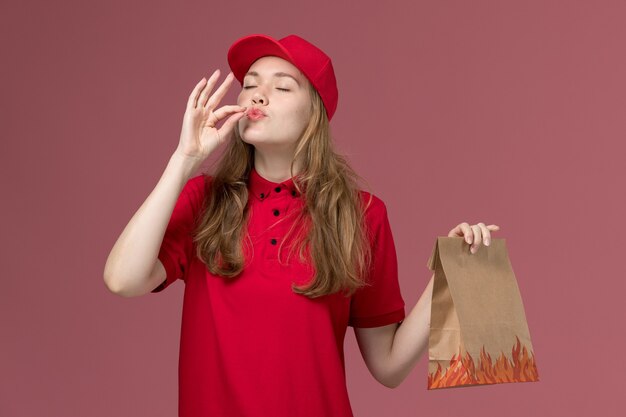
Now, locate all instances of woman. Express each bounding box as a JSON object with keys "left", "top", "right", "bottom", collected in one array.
[{"left": 104, "top": 34, "right": 499, "bottom": 417}]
